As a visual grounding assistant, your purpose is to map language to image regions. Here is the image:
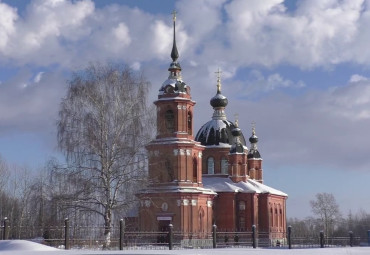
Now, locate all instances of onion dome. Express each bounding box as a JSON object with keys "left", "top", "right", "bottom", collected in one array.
[
  {"left": 195, "top": 71, "right": 246, "bottom": 146},
  {"left": 230, "top": 119, "right": 244, "bottom": 153},
  {"left": 248, "top": 125, "right": 261, "bottom": 159},
  {"left": 159, "top": 11, "right": 188, "bottom": 95},
  {"left": 210, "top": 92, "right": 228, "bottom": 108}
]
